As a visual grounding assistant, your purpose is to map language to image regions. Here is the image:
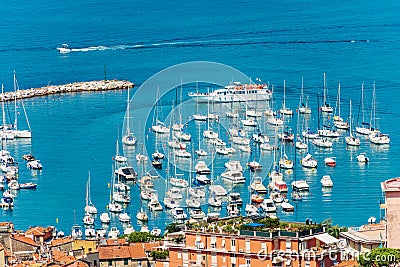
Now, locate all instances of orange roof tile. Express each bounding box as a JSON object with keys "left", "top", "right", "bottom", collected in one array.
[
  {"left": 98, "top": 246, "right": 131, "bottom": 260},
  {"left": 11, "top": 234, "right": 39, "bottom": 247},
  {"left": 51, "top": 237, "right": 74, "bottom": 247},
  {"left": 65, "top": 261, "right": 89, "bottom": 267},
  {"left": 142, "top": 242, "right": 161, "bottom": 251},
  {"left": 128, "top": 244, "right": 147, "bottom": 259},
  {"left": 105, "top": 239, "right": 128, "bottom": 246},
  {"left": 26, "top": 226, "right": 49, "bottom": 236}
]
